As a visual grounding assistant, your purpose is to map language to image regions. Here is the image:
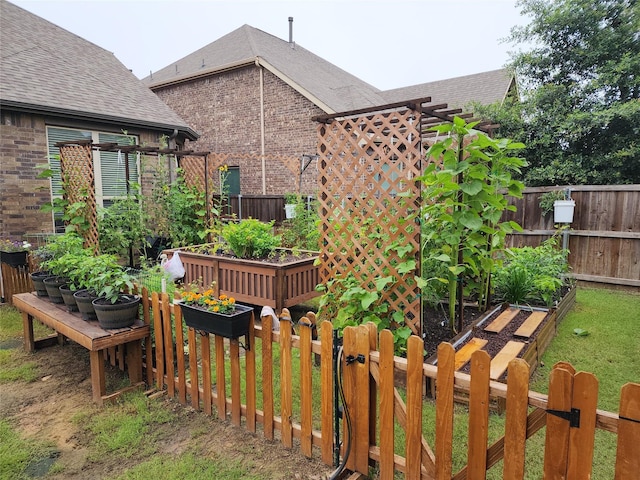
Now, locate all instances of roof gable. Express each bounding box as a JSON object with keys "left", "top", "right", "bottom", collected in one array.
[
  {"left": 0, "top": 0, "right": 197, "bottom": 139},
  {"left": 381, "top": 69, "right": 516, "bottom": 109},
  {"left": 144, "top": 24, "right": 389, "bottom": 113}
]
